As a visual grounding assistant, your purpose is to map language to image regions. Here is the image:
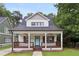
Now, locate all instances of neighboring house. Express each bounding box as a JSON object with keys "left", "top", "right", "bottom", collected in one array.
[
  {"left": 0, "top": 17, "right": 11, "bottom": 44},
  {"left": 9, "top": 12, "right": 63, "bottom": 51}
]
